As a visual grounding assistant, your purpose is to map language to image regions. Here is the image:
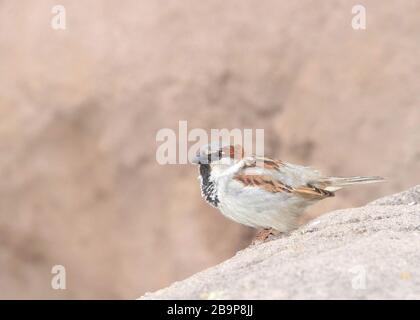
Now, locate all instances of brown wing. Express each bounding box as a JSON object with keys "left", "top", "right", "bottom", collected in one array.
[
  {"left": 293, "top": 185, "right": 334, "bottom": 199},
  {"left": 234, "top": 156, "right": 334, "bottom": 199},
  {"left": 234, "top": 174, "right": 293, "bottom": 193}
]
